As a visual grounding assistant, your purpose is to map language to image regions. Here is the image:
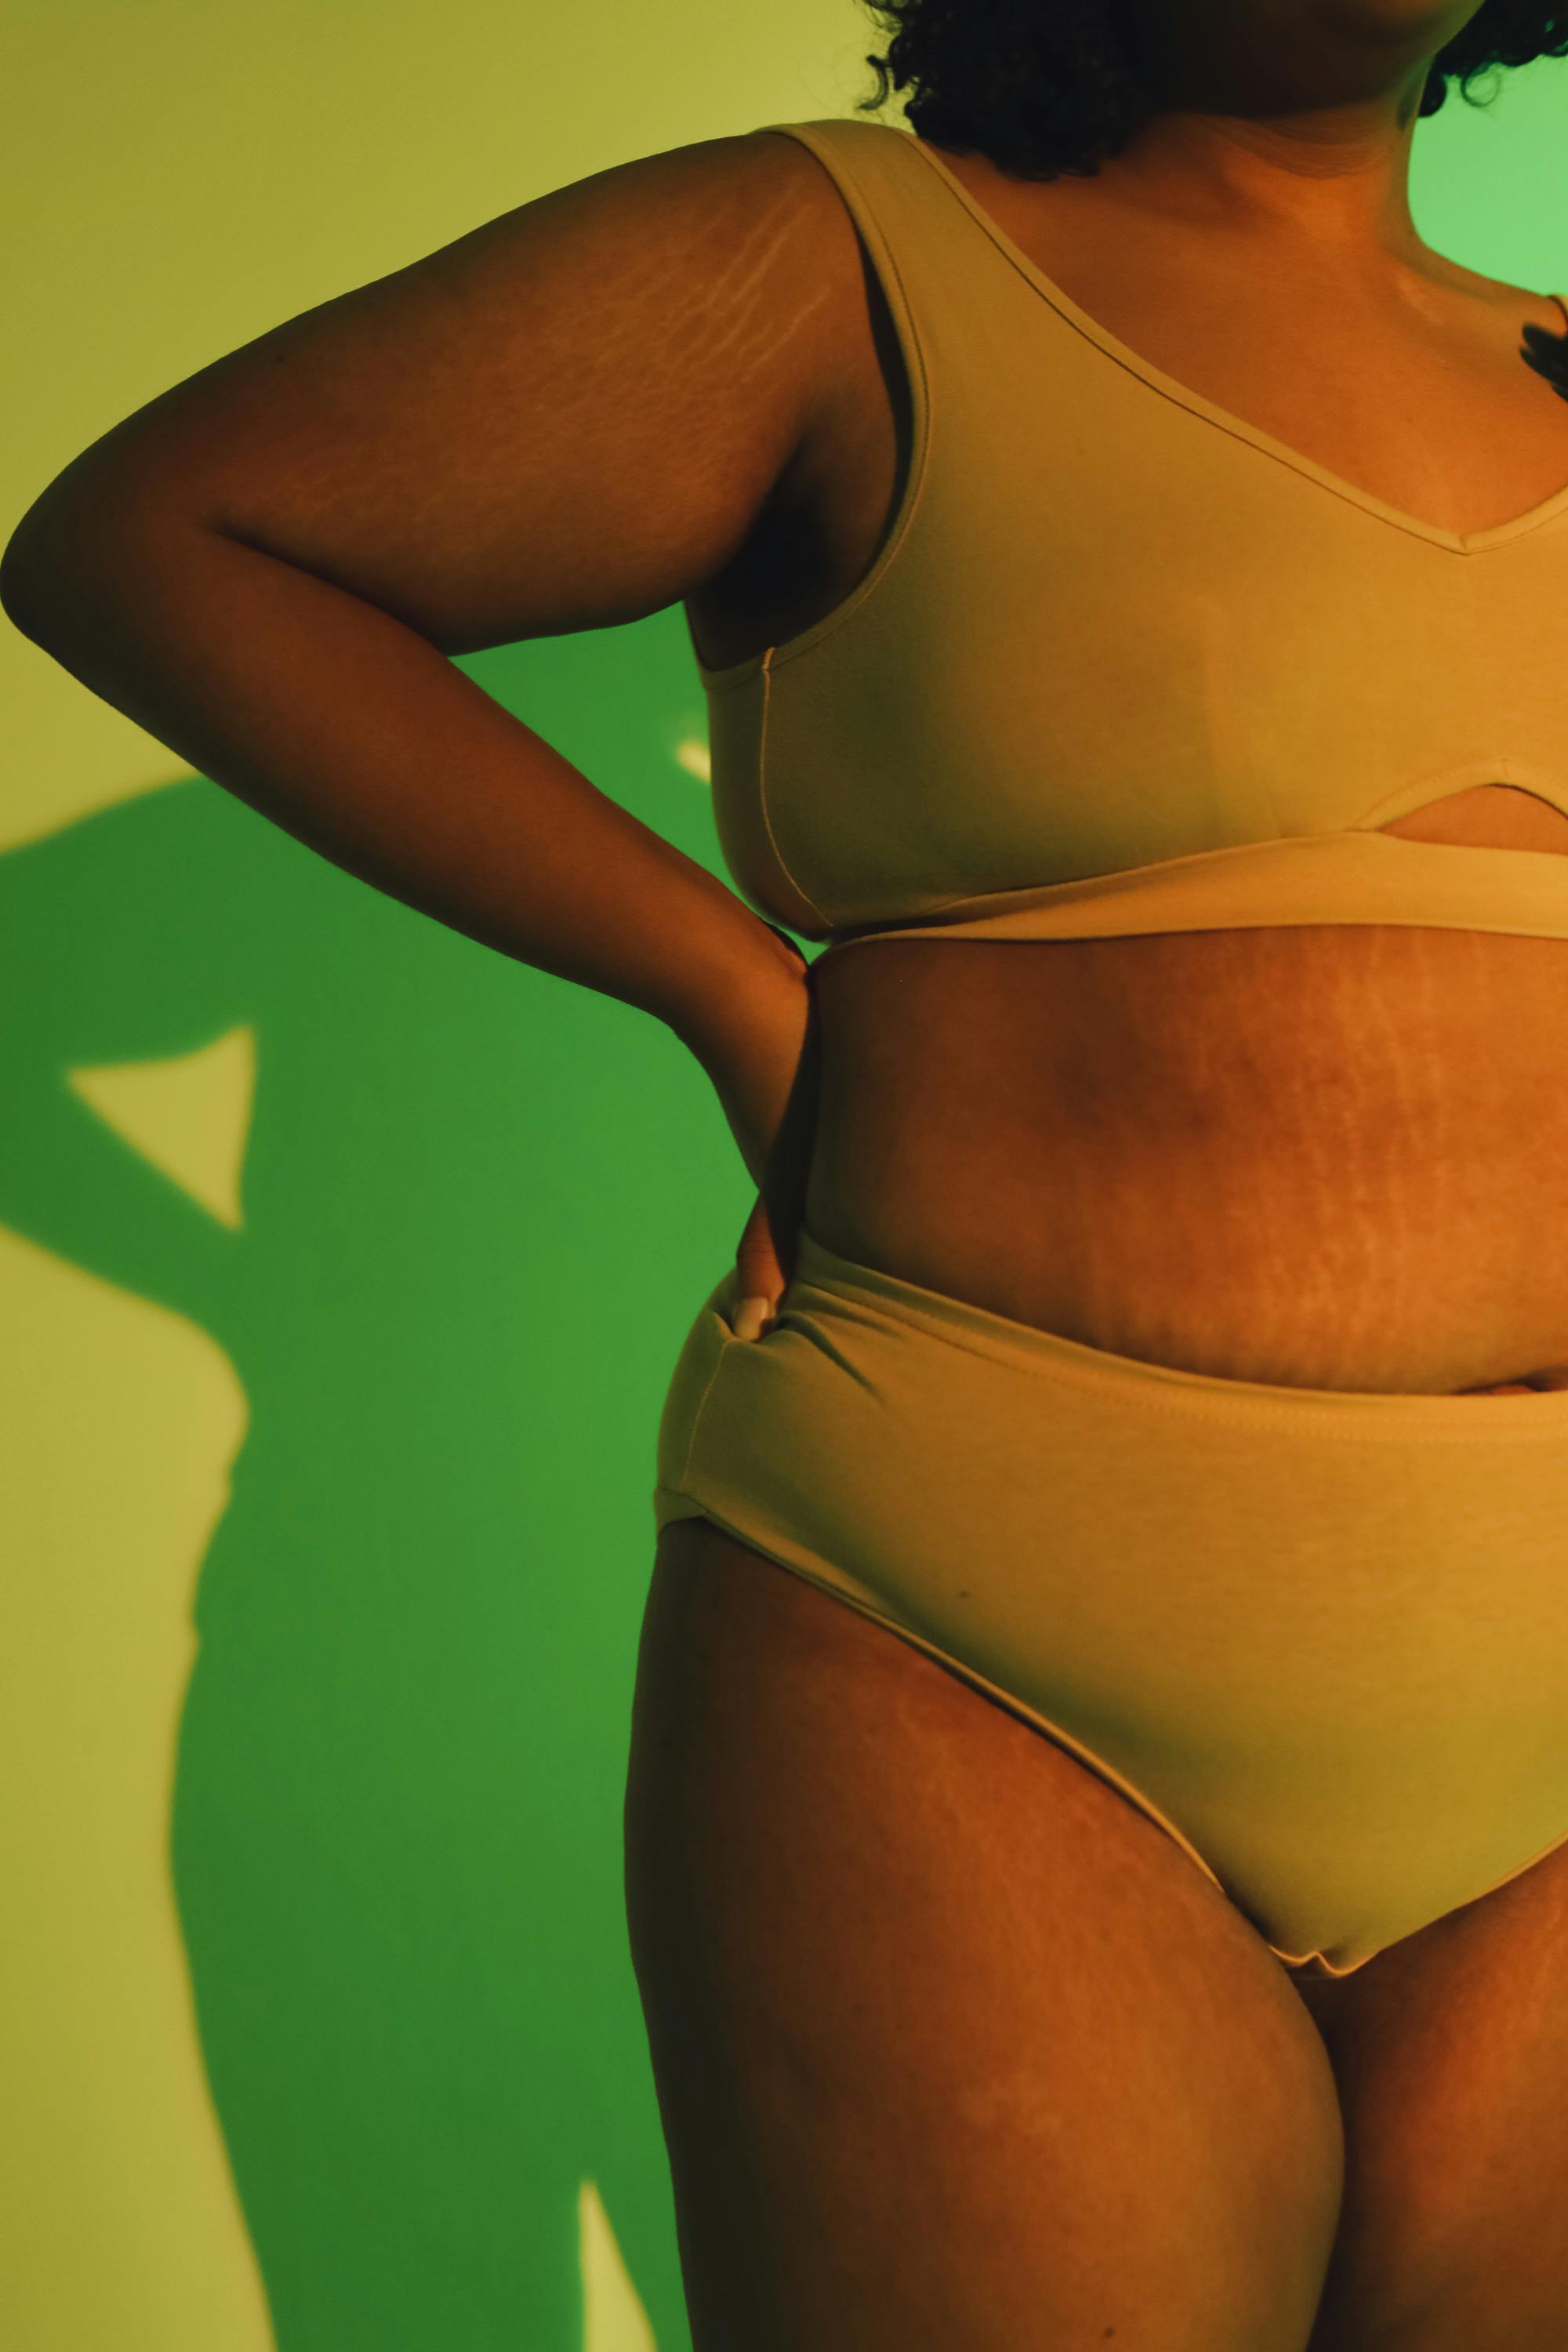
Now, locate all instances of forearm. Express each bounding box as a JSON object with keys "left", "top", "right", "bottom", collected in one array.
[{"left": 2, "top": 509, "right": 802, "bottom": 1058}]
